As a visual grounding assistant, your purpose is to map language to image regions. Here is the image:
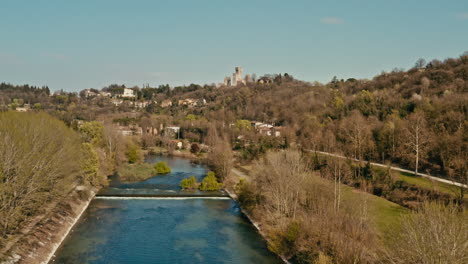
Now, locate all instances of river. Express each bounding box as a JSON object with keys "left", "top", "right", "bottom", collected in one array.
[{"left": 50, "top": 156, "right": 282, "bottom": 264}]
